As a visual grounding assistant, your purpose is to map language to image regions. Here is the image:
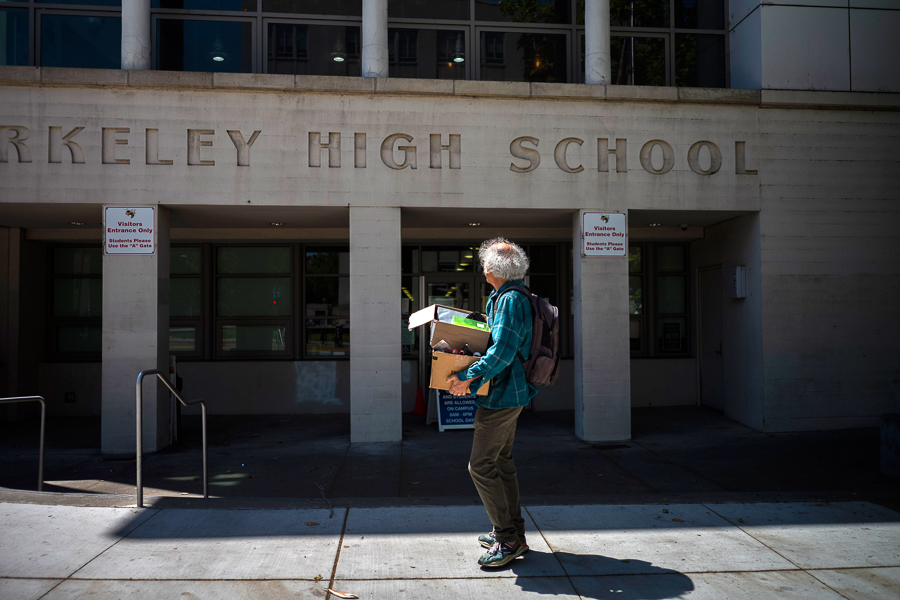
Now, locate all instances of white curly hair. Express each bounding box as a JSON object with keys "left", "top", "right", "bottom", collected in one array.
[{"left": 479, "top": 238, "right": 529, "bottom": 281}]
